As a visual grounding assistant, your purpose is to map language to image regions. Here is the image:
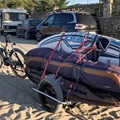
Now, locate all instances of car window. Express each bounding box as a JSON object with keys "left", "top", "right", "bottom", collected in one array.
[
  {"left": 64, "top": 13, "right": 74, "bottom": 23},
  {"left": 99, "top": 37, "right": 110, "bottom": 50},
  {"left": 24, "top": 20, "right": 28, "bottom": 26},
  {"left": 76, "top": 13, "right": 97, "bottom": 26},
  {"left": 3, "top": 12, "right": 26, "bottom": 21},
  {"left": 45, "top": 14, "right": 55, "bottom": 25},
  {"left": 30, "top": 20, "right": 42, "bottom": 26},
  {"left": 54, "top": 14, "right": 63, "bottom": 24}
]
